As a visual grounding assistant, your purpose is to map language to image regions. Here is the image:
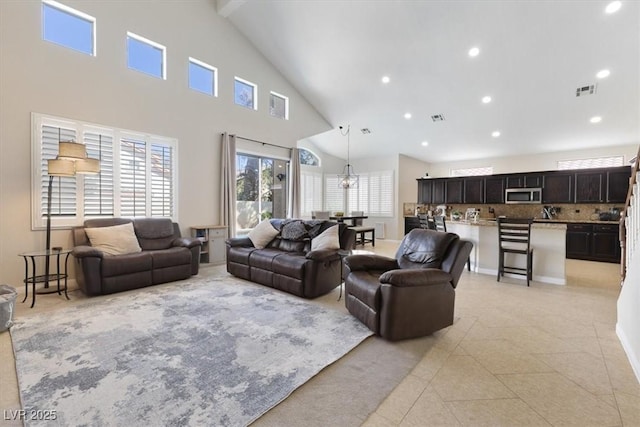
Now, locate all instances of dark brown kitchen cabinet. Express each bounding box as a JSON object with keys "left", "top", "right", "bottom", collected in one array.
[
  {"left": 607, "top": 167, "right": 632, "bottom": 203},
  {"left": 575, "top": 171, "right": 604, "bottom": 203},
  {"left": 506, "top": 173, "right": 543, "bottom": 188},
  {"left": 566, "top": 223, "right": 620, "bottom": 263},
  {"left": 464, "top": 177, "right": 484, "bottom": 204},
  {"left": 432, "top": 179, "right": 446, "bottom": 204},
  {"left": 417, "top": 179, "right": 433, "bottom": 204},
  {"left": 543, "top": 173, "right": 573, "bottom": 203},
  {"left": 445, "top": 179, "right": 464, "bottom": 204},
  {"left": 485, "top": 177, "right": 505, "bottom": 204},
  {"left": 592, "top": 224, "right": 621, "bottom": 262},
  {"left": 566, "top": 224, "right": 591, "bottom": 259}
]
